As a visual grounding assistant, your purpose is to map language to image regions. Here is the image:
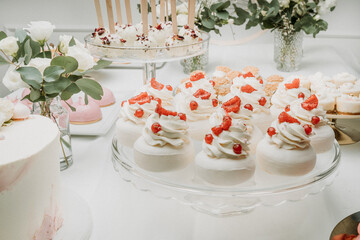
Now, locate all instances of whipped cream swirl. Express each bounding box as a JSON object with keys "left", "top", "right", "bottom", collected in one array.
[
  {"left": 204, "top": 121, "right": 250, "bottom": 159},
  {"left": 288, "top": 99, "right": 327, "bottom": 126},
  {"left": 176, "top": 94, "right": 217, "bottom": 121},
  {"left": 119, "top": 100, "right": 157, "bottom": 124},
  {"left": 177, "top": 77, "right": 215, "bottom": 96},
  {"left": 271, "top": 86, "right": 310, "bottom": 110},
  {"left": 143, "top": 113, "right": 189, "bottom": 148},
  {"left": 209, "top": 108, "right": 254, "bottom": 134},
  {"left": 231, "top": 76, "right": 263, "bottom": 95},
  {"left": 267, "top": 121, "right": 310, "bottom": 150},
  {"left": 143, "top": 85, "right": 174, "bottom": 107}
]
